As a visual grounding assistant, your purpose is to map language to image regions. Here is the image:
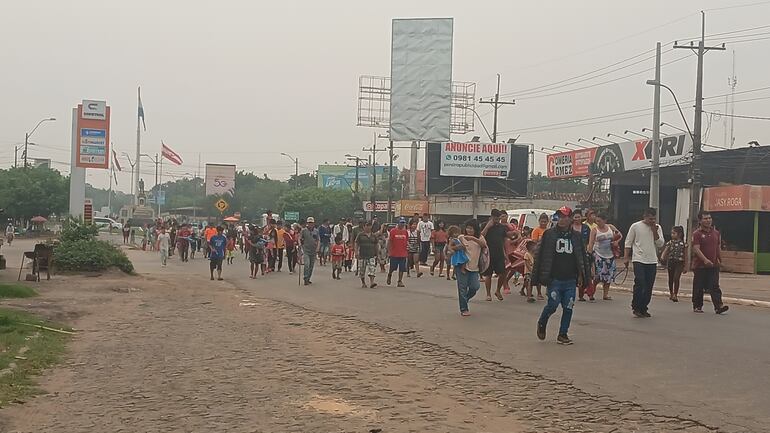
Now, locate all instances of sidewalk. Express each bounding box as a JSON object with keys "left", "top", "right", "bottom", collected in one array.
[{"left": 614, "top": 267, "right": 770, "bottom": 307}]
